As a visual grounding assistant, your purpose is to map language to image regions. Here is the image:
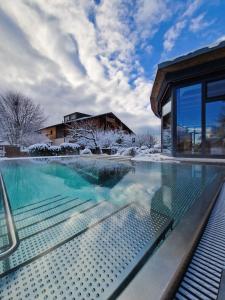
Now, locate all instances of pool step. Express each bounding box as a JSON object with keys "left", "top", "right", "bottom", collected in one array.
[
  {"left": 0, "top": 197, "right": 100, "bottom": 242},
  {"left": 0, "top": 194, "right": 62, "bottom": 220},
  {"left": 0, "top": 196, "right": 82, "bottom": 229},
  {"left": 17, "top": 199, "right": 100, "bottom": 240},
  {"left": 0, "top": 201, "right": 122, "bottom": 275},
  {"left": 13, "top": 194, "right": 63, "bottom": 215},
  {"left": 0, "top": 203, "right": 172, "bottom": 300}
]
